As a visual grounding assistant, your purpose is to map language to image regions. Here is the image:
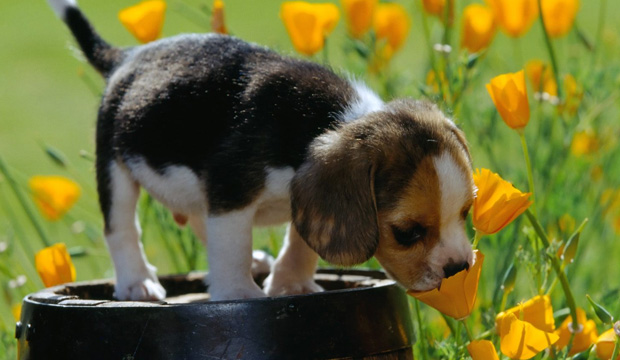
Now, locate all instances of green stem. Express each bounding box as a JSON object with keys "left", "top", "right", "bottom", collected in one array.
[
  {"left": 519, "top": 131, "right": 537, "bottom": 216},
  {"left": 419, "top": 1, "right": 446, "bottom": 103},
  {"left": 537, "top": 0, "right": 562, "bottom": 99},
  {"left": 462, "top": 319, "right": 474, "bottom": 342},
  {"left": 323, "top": 37, "right": 330, "bottom": 66},
  {"left": 414, "top": 299, "right": 429, "bottom": 360},
  {"left": 524, "top": 209, "right": 578, "bottom": 325},
  {"left": 499, "top": 289, "right": 509, "bottom": 313},
  {"left": 593, "top": 0, "right": 608, "bottom": 64},
  {"left": 0, "top": 155, "right": 51, "bottom": 247},
  {"left": 472, "top": 230, "right": 483, "bottom": 250}
]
